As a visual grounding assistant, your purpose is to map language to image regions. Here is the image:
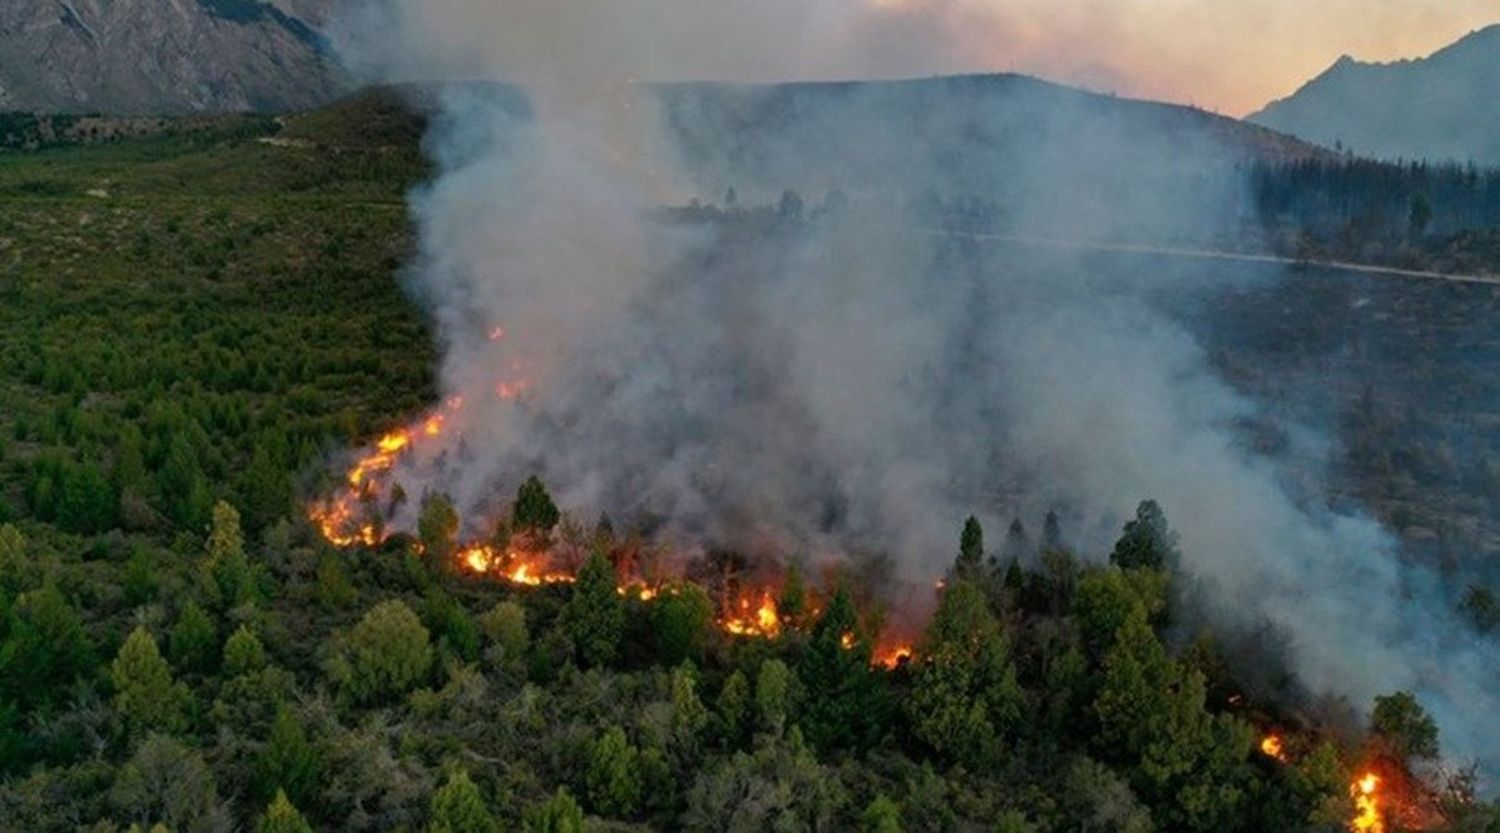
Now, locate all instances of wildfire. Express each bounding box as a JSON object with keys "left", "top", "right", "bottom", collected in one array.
[
  {"left": 1351, "top": 772, "right": 1383, "bottom": 833},
  {"left": 308, "top": 406, "right": 923, "bottom": 669},
  {"left": 459, "top": 544, "right": 576, "bottom": 586},
  {"left": 308, "top": 397, "right": 473, "bottom": 548},
  {"left": 1260, "top": 734, "right": 1288, "bottom": 763},
  {"left": 1254, "top": 731, "right": 1392, "bottom": 833},
  {"left": 722, "top": 592, "right": 782, "bottom": 638}
]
